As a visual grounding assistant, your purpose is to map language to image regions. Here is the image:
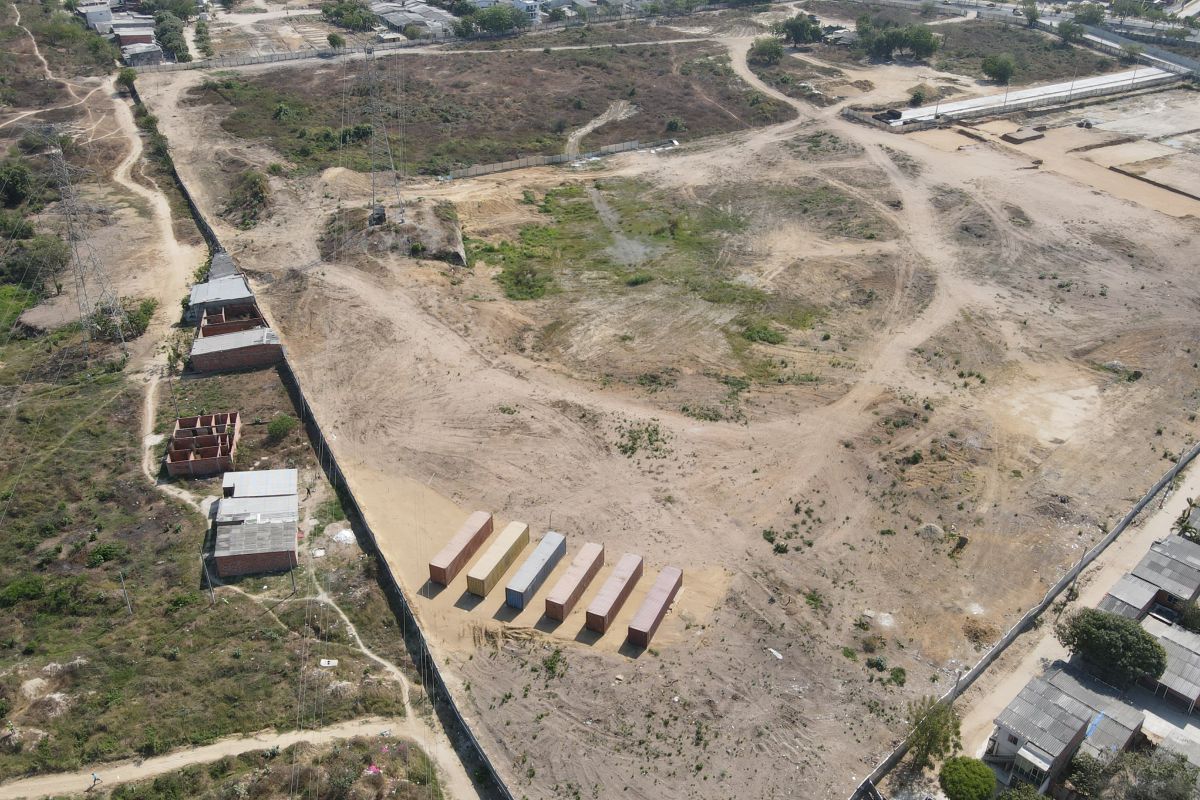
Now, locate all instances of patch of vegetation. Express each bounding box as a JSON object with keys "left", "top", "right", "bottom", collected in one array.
[
  {"left": 321, "top": 0, "right": 376, "bottom": 30},
  {"left": 10, "top": 0, "right": 117, "bottom": 77},
  {"left": 615, "top": 419, "right": 671, "bottom": 458},
  {"left": 222, "top": 169, "right": 271, "bottom": 229},
  {"left": 1055, "top": 607, "right": 1166, "bottom": 688},
  {"left": 935, "top": 21, "right": 1116, "bottom": 84},
  {"left": 153, "top": 11, "right": 191, "bottom": 63},
  {"left": 187, "top": 44, "right": 794, "bottom": 175},
  {"left": 109, "top": 737, "right": 444, "bottom": 800}
]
